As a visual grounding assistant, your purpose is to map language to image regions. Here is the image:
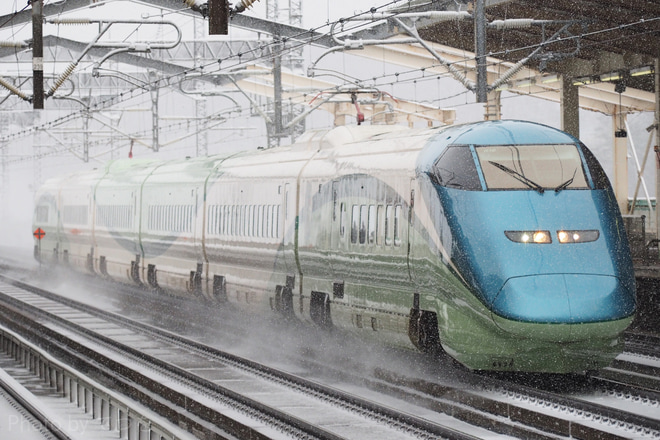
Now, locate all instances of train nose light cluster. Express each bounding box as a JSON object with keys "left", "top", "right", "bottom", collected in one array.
[
  {"left": 557, "top": 230, "right": 600, "bottom": 243},
  {"left": 505, "top": 231, "right": 552, "bottom": 244},
  {"left": 506, "top": 230, "right": 600, "bottom": 244}
]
